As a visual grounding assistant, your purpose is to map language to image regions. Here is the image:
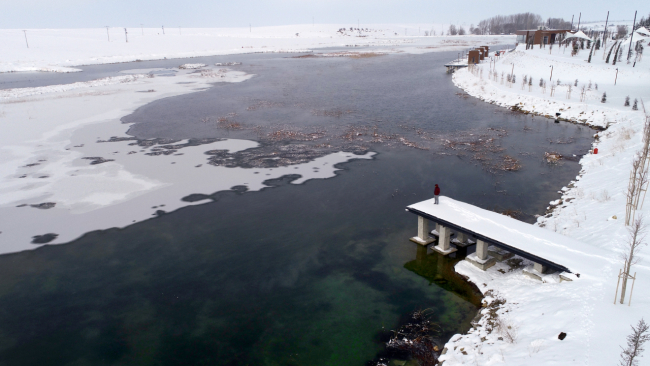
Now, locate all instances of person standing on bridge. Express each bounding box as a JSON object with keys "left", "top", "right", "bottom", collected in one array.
[{"left": 434, "top": 184, "right": 440, "bottom": 204}]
